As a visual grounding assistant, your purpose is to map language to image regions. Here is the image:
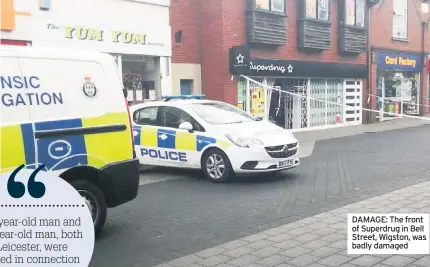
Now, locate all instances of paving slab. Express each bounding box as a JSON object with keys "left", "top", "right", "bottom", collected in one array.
[
  {"left": 91, "top": 124, "right": 430, "bottom": 267},
  {"left": 156, "top": 181, "right": 430, "bottom": 267}
]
